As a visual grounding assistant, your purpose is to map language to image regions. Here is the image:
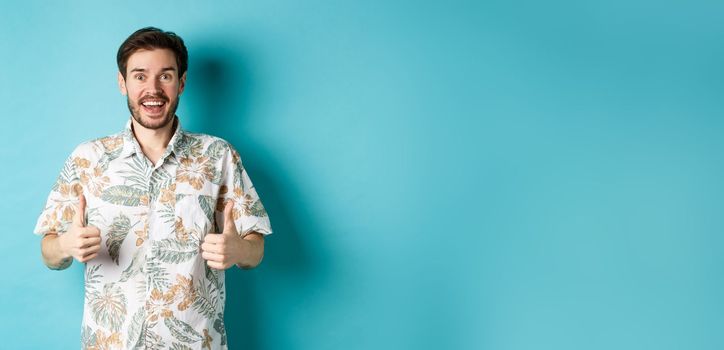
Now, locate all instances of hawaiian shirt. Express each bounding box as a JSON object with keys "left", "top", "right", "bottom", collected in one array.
[{"left": 33, "top": 117, "right": 273, "bottom": 350}]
